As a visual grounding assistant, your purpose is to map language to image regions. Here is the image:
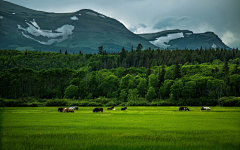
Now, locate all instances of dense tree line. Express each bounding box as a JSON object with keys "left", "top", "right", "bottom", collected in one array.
[
  {"left": 1, "top": 45, "right": 239, "bottom": 71},
  {"left": 0, "top": 46, "right": 240, "bottom": 106}
]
